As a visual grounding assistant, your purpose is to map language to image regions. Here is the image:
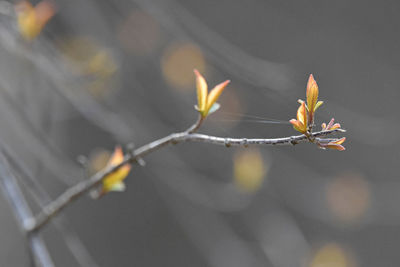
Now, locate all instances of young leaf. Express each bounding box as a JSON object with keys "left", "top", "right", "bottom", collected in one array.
[
  {"left": 194, "top": 69, "right": 208, "bottom": 114},
  {"left": 207, "top": 103, "right": 220, "bottom": 115},
  {"left": 102, "top": 146, "right": 131, "bottom": 194},
  {"left": 205, "top": 80, "right": 230, "bottom": 116}
]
